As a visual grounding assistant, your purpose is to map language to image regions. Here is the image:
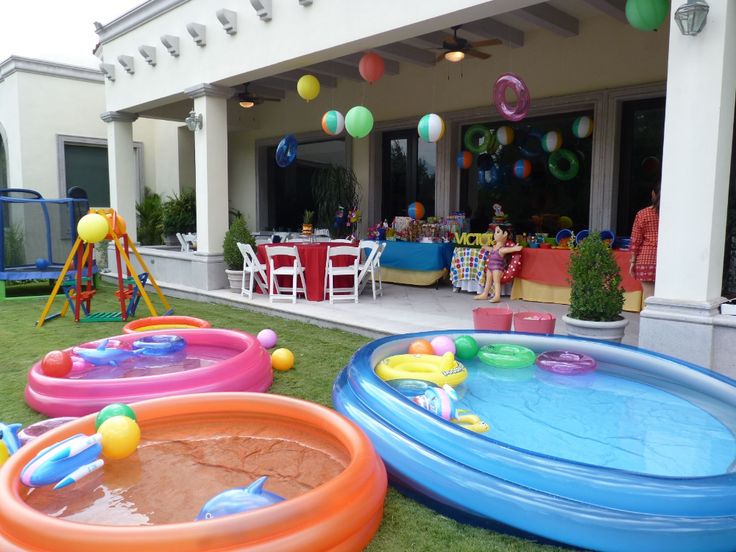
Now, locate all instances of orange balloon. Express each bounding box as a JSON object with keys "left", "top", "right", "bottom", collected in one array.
[{"left": 408, "top": 339, "right": 434, "bottom": 355}]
